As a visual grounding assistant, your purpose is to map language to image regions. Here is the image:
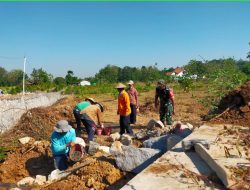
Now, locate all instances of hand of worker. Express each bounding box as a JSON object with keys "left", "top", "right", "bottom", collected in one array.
[
  {"left": 173, "top": 108, "right": 176, "bottom": 115},
  {"left": 66, "top": 142, "right": 75, "bottom": 147},
  {"left": 100, "top": 123, "right": 104, "bottom": 128}
]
